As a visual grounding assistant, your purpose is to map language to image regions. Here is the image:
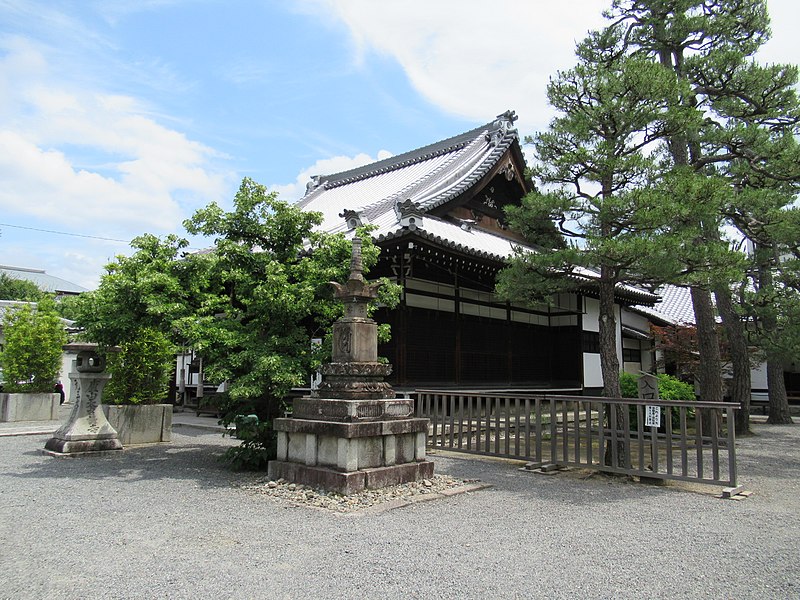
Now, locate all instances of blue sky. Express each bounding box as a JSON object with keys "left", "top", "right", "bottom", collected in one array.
[{"left": 1, "top": 0, "right": 798, "bottom": 289}]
